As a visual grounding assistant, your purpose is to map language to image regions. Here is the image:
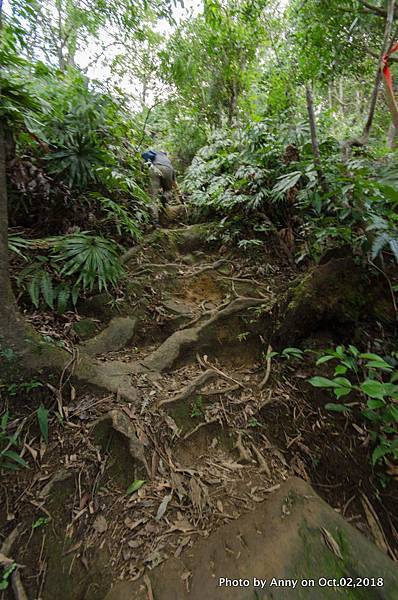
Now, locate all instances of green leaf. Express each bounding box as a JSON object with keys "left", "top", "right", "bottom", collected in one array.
[
  {"left": 359, "top": 353, "right": 385, "bottom": 361},
  {"left": 0, "top": 563, "right": 17, "bottom": 590},
  {"left": 367, "top": 399, "right": 385, "bottom": 409},
  {"left": 308, "top": 376, "right": 340, "bottom": 388},
  {"left": 366, "top": 360, "right": 393, "bottom": 371},
  {"left": 372, "top": 445, "right": 391, "bottom": 465},
  {"left": 333, "top": 377, "right": 352, "bottom": 388},
  {"left": 360, "top": 380, "right": 387, "bottom": 399},
  {"left": 315, "top": 355, "right": 335, "bottom": 366},
  {"left": 334, "top": 365, "right": 347, "bottom": 375},
  {"left": 40, "top": 271, "right": 54, "bottom": 309},
  {"left": 32, "top": 516, "right": 49, "bottom": 529},
  {"left": 126, "top": 479, "right": 145, "bottom": 495},
  {"left": 37, "top": 404, "right": 49, "bottom": 443},
  {"left": 1, "top": 450, "right": 29, "bottom": 468},
  {"left": 325, "top": 403, "right": 351, "bottom": 413},
  {"left": 334, "top": 387, "right": 351, "bottom": 399}
]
